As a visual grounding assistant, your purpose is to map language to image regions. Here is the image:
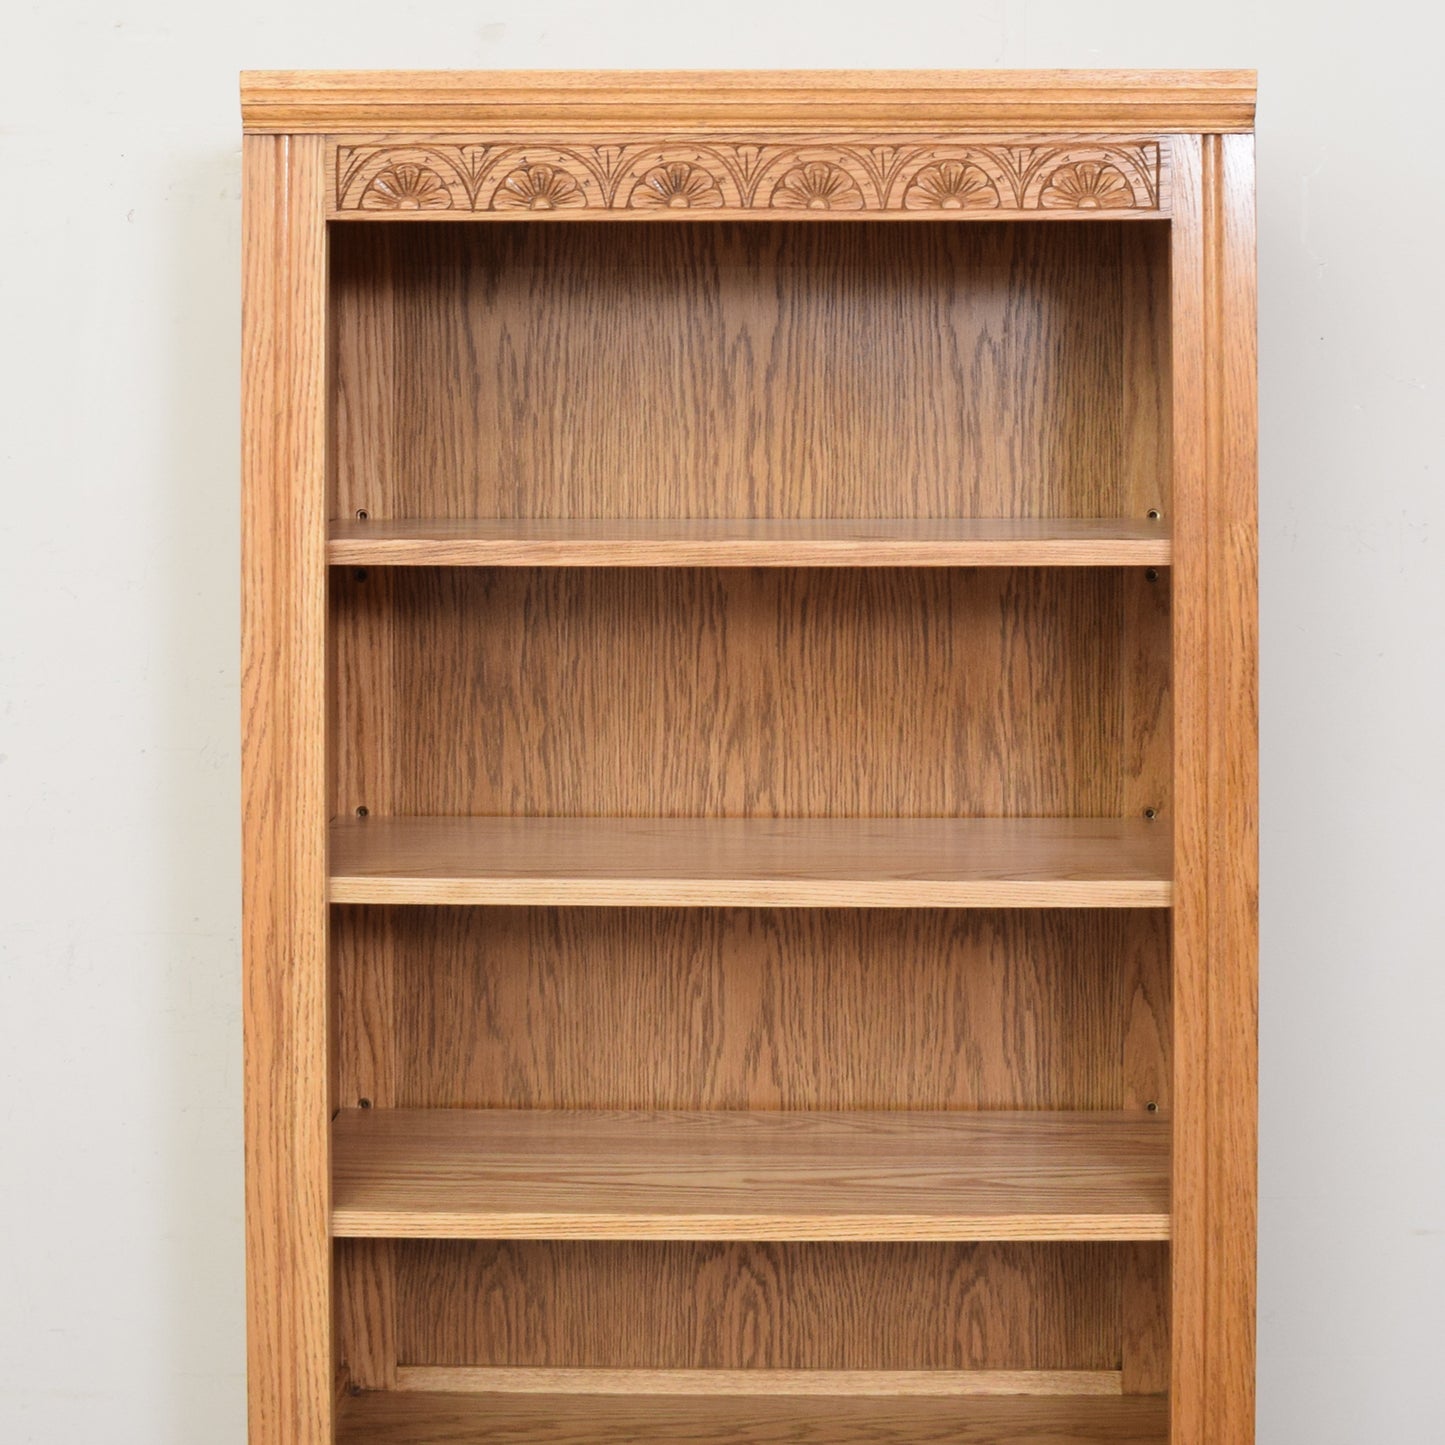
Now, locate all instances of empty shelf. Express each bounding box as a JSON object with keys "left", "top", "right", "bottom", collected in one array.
[
  {"left": 331, "top": 1108, "right": 1171, "bottom": 1241},
  {"left": 328, "top": 816, "right": 1173, "bottom": 908},
  {"left": 327, "top": 516, "right": 1173, "bottom": 567},
  {"left": 337, "top": 1389, "right": 1169, "bottom": 1443},
  {"left": 391, "top": 1367, "right": 1126, "bottom": 1397}
]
